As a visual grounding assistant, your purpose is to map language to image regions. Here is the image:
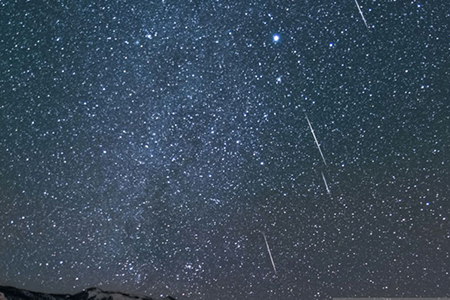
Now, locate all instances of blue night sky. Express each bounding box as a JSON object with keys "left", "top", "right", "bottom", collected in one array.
[{"left": 1, "top": 1, "right": 449, "bottom": 299}]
